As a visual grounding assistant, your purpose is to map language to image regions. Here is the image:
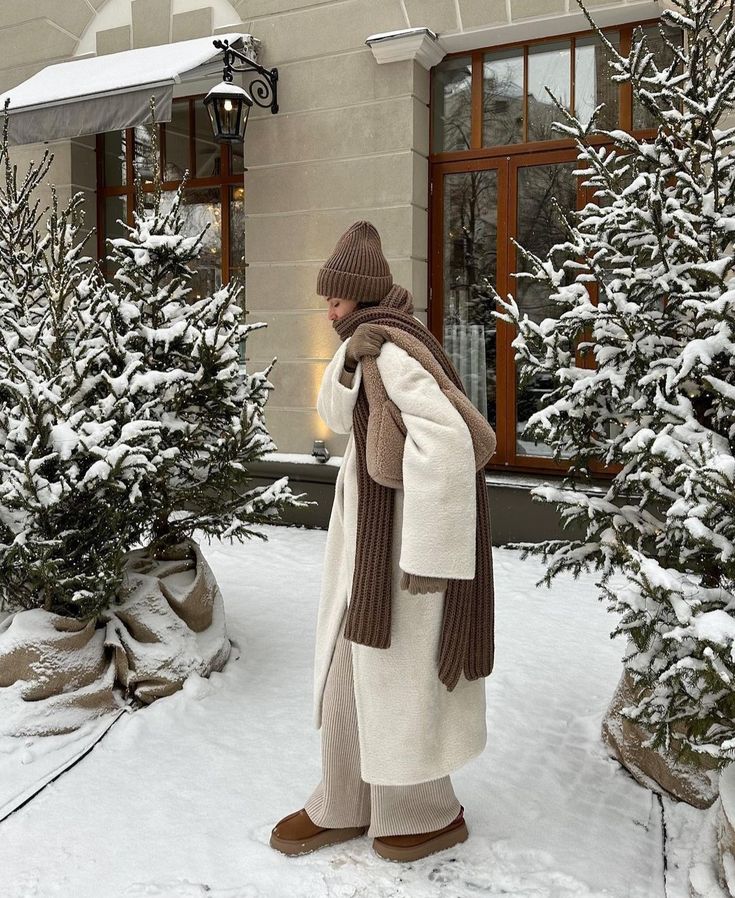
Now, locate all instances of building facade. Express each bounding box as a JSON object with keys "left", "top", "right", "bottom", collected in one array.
[{"left": 0, "top": 0, "right": 670, "bottom": 540}]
